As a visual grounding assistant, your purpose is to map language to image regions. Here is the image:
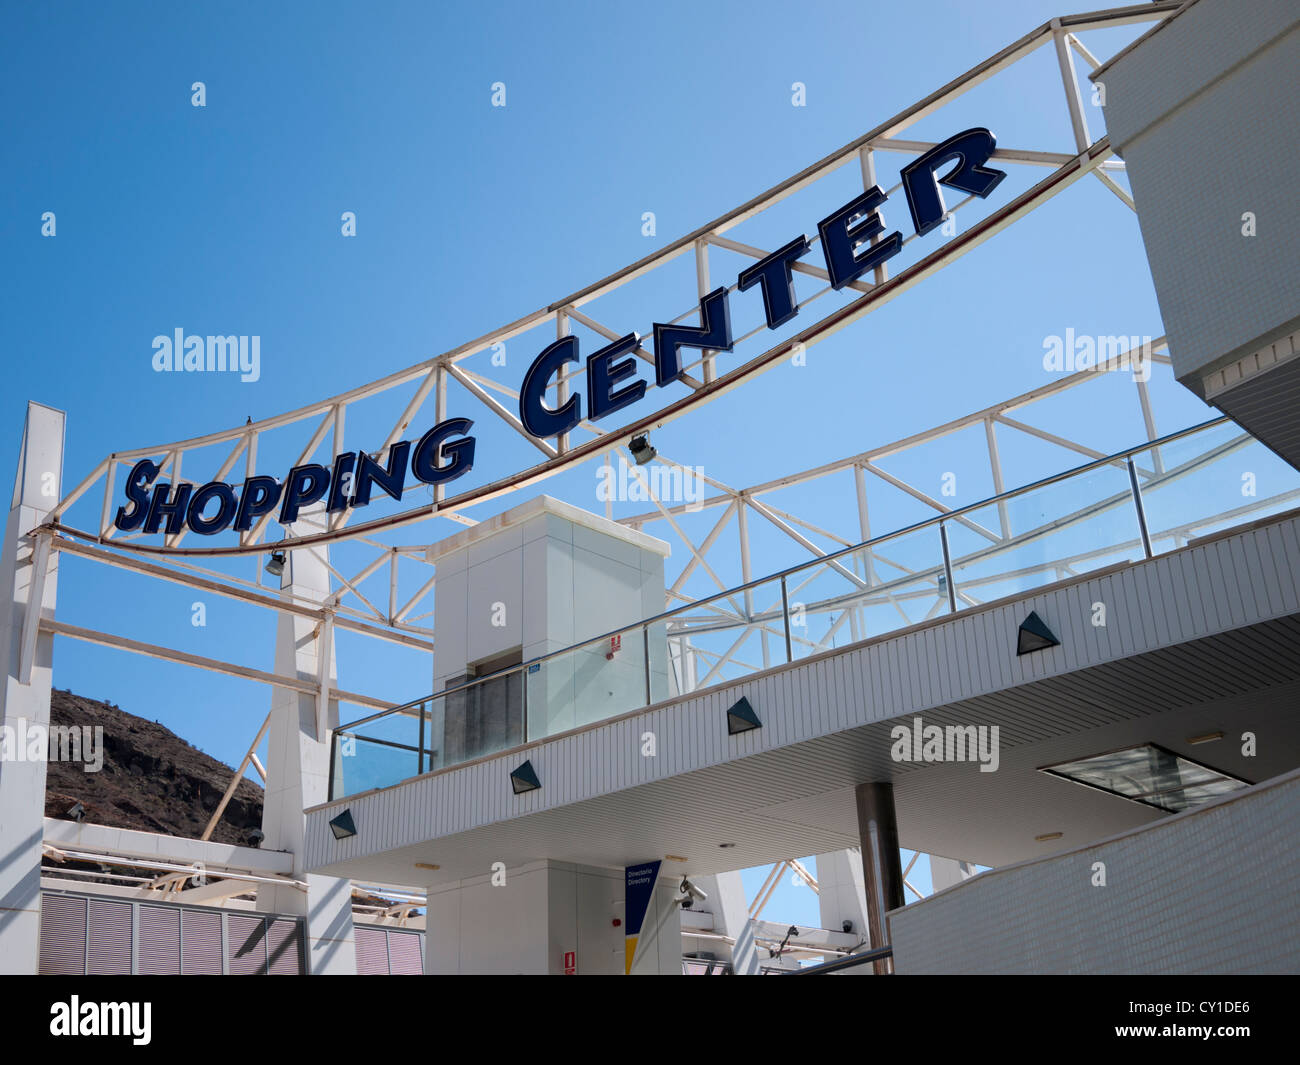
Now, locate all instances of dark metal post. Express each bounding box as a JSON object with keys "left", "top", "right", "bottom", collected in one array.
[
  {"left": 417, "top": 701, "right": 426, "bottom": 774},
  {"left": 521, "top": 666, "right": 529, "bottom": 742},
  {"left": 938, "top": 521, "right": 957, "bottom": 613},
  {"left": 643, "top": 625, "right": 652, "bottom": 706},
  {"left": 327, "top": 733, "right": 338, "bottom": 800},
  {"left": 780, "top": 575, "right": 793, "bottom": 662},
  {"left": 1127, "top": 455, "right": 1154, "bottom": 558},
  {"left": 855, "top": 781, "right": 904, "bottom": 974}
]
